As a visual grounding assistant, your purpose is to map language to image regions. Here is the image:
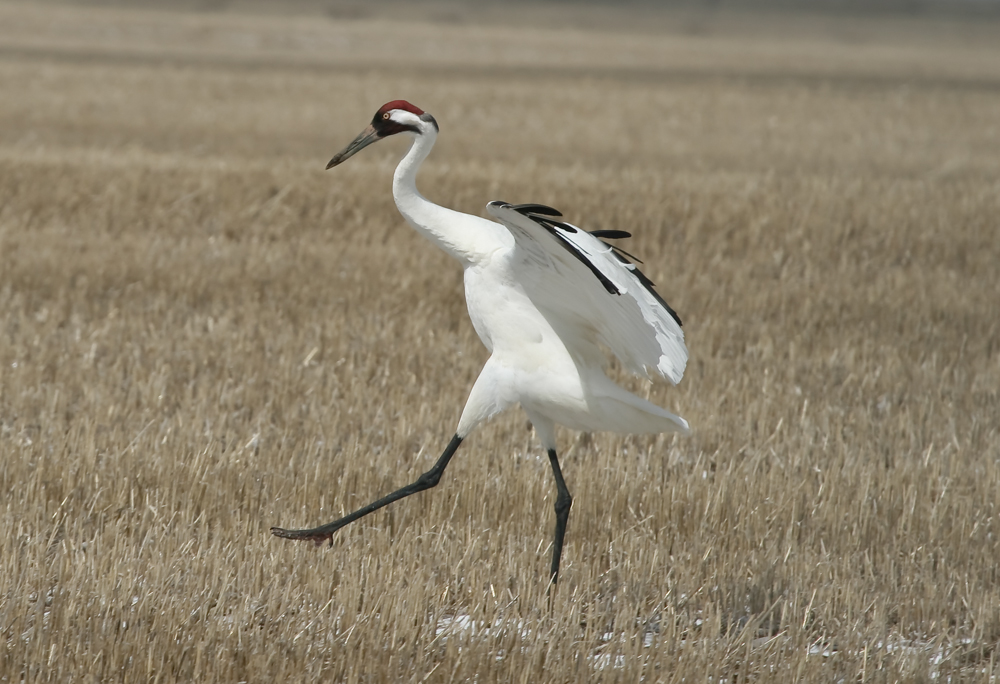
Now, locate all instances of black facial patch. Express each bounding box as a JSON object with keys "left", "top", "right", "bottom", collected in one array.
[{"left": 372, "top": 115, "right": 420, "bottom": 137}]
